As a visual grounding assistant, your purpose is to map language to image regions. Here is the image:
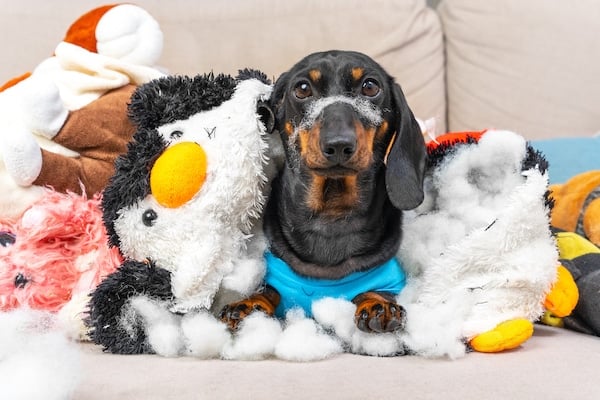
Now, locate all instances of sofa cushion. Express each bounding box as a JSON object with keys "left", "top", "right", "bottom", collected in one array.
[
  {"left": 71, "top": 326, "right": 600, "bottom": 400},
  {"left": 152, "top": 0, "right": 447, "bottom": 131},
  {"left": 439, "top": 0, "right": 600, "bottom": 139}
]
